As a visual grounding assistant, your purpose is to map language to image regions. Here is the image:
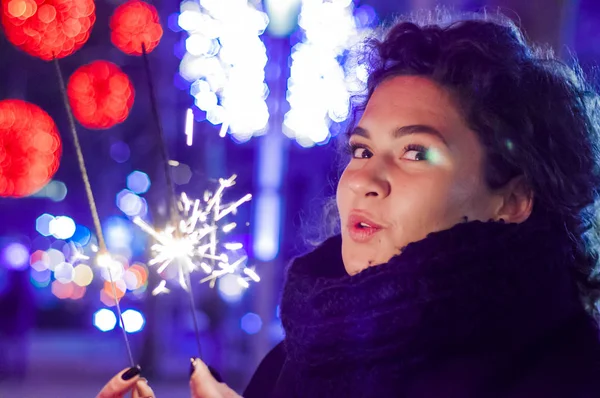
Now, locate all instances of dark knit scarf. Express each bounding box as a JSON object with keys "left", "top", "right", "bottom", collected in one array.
[{"left": 276, "top": 220, "right": 592, "bottom": 397}]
